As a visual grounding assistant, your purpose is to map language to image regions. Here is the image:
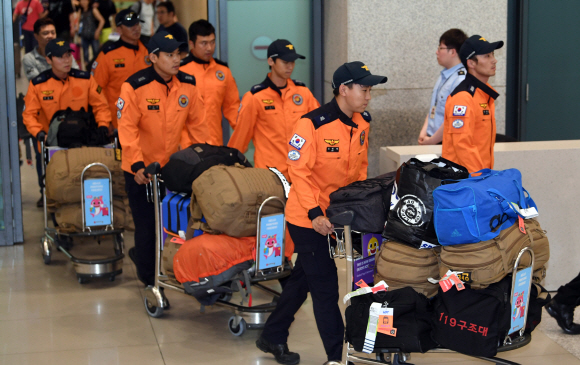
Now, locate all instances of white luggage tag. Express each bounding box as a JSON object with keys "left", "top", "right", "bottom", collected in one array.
[
  {"left": 510, "top": 204, "right": 539, "bottom": 219},
  {"left": 429, "top": 270, "right": 465, "bottom": 292},
  {"left": 343, "top": 280, "right": 389, "bottom": 304},
  {"left": 268, "top": 167, "right": 291, "bottom": 199},
  {"left": 363, "top": 303, "right": 381, "bottom": 353}
]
